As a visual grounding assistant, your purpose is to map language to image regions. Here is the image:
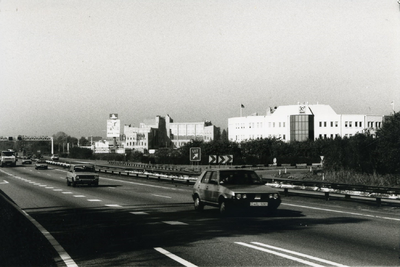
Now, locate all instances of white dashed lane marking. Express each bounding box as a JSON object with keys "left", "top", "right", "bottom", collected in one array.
[
  {"left": 152, "top": 194, "right": 172, "bottom": 199},
  {"left": 163, "top": 221, "right": 188, "bottom": 225},
  {"left": 2, "top": 169, "right": 193, "bottom": 229},
  {"left": 130, "top": 212, "right": 148, "bottom": 215},
  {"left": 105, "top": 204, "right": 122, "bottom": 208}
]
